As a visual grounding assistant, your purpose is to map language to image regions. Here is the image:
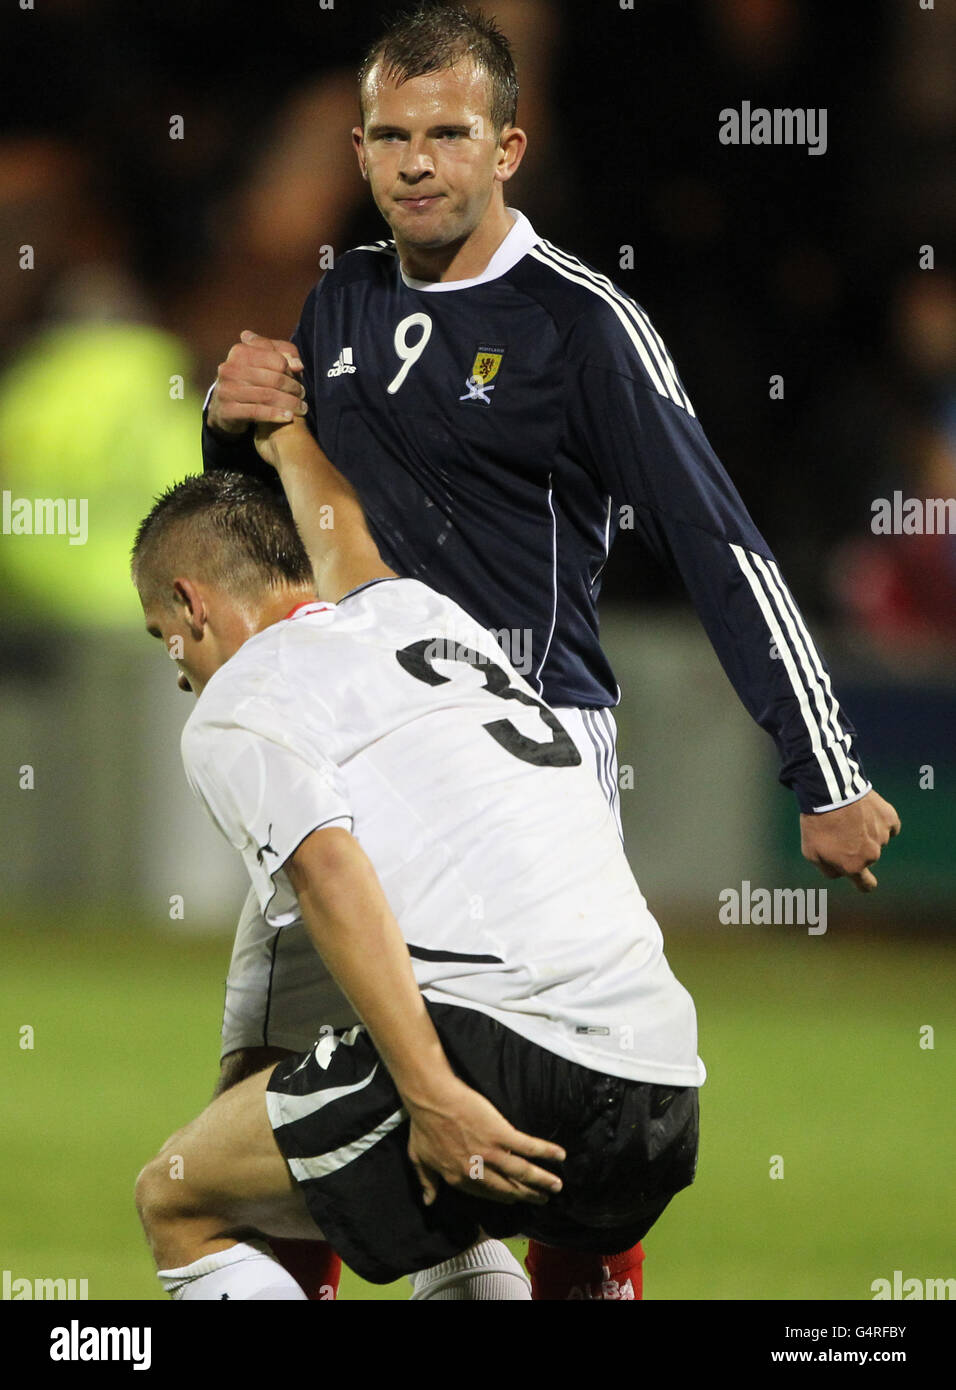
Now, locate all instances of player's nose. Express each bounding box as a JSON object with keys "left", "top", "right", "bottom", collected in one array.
[{"left": 398, "top": 137, "right": 436, "bottom": 180}]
